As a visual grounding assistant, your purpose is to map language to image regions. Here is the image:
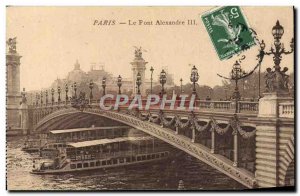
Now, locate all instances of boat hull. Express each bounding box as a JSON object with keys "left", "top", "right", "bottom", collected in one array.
[{"left": 31, "top": 152, "right": 172, "bottom": 175}]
